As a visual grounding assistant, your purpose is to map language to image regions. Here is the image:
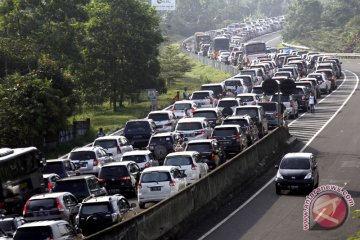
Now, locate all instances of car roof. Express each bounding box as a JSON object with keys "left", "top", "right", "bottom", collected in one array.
[
  {"left": 201, "top": 83, "right": 224, "bottom": 86},
  {"left": 46, "top": 158, "right": 69, "bottom": 163},
  {"left": 152, "top": 132, "right": 175, "bottom": 138},
  {"left": 219, "top": 97, "right": 238, "bottom": 101},
  {"left": 148, "top": 110, "right": 172, "bottom": 115},
  {"left": 102, "top": 161, "right": 135, "bottom": 167},
  {"left": 126, "top": 119, "right": 152, "bottom": 123},
  {"left": 94, "top": 136, "right": 123, "bottom": 141},
  {"left": 283, "top": 152, "right": 312, "bottom": 159},
  {"left": 18, "top": 220, "right": 68, "bottom": 228},
  {"left": 214, "top": 124, "right": 240, "bottom": 129},
  {"left": 174, "top": 100, "right": 195, "bottom": 104},
  {"left": 71, "top": 146, "right": 98, "bottom": 152},
  {"left": 30, "top": 192, "right": 71, "bottom": 200},
  {"left": 122, "top": 150, "right": 151, "bottom": 156},
  {"left": 192, "top": 90, "right": 214, "bottom": 94},
  {"left": 235, "top": 105, "right": 262, "bottom": 109},
  {"left": 236, "top": 93, "right": 257, "bottom": 97},
  {"left": 166, "top": 151, "right": 198, "bottom": 157},
  {"left": 142, "top": 166, "right": 175, "bottom": 173},
  {"left": 83, "top": 195, "right": 122, "bottom": 204},
  {"left": 177, "top": 117, "right": 207, "bottom": 123},
  {"left": 187, "top": 139, "right": 214, "bottom": 144},
  {"left": 194, "top": 108, "right": 218, "bottom": 112},
  {"left": 43, "top": 173, "right": 60, "bottom": 178},
  {"left": 225, "top": 115, "right": 251, "bottom": 120},
  {"left": 56, "top": 175, "right": 95, "bottom": 181}
]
